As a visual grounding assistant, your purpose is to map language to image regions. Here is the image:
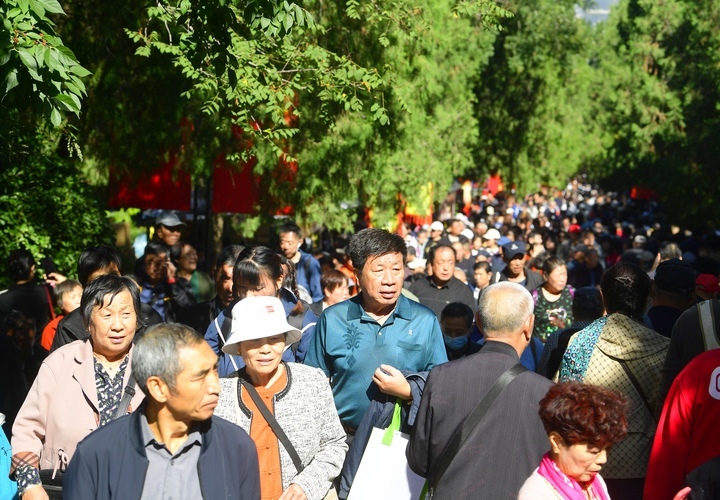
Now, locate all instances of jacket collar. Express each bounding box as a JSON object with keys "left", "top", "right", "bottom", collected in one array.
[
  {"left": 480, "top": 339, "right": 521, "bottom": 360},
  {"left": 129, "top": 401, "right": 214, "bottom": 457}
]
